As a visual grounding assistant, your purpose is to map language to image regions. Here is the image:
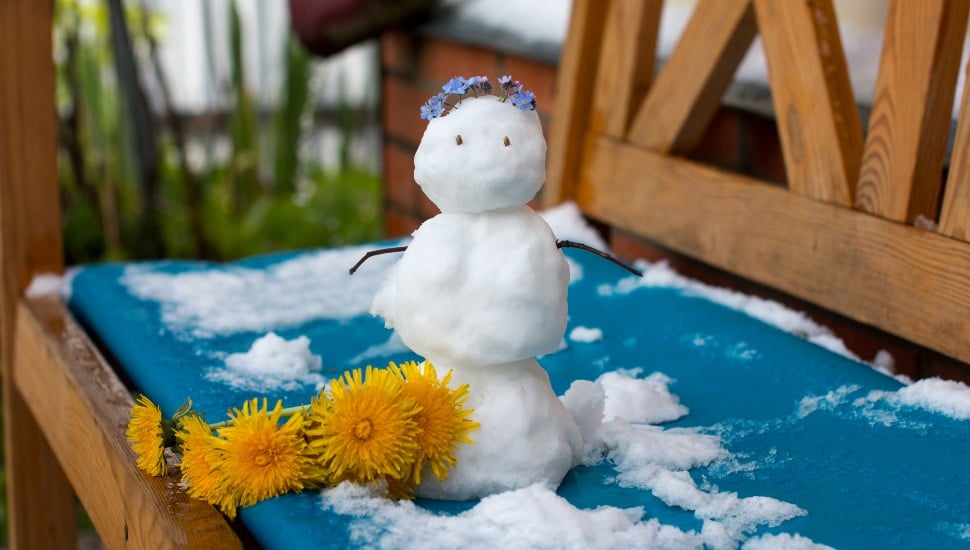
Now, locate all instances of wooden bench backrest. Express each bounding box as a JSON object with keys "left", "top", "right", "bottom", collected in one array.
[{"left": 546, "top": 0, "right": 970, "bottom": 365}]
